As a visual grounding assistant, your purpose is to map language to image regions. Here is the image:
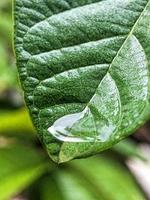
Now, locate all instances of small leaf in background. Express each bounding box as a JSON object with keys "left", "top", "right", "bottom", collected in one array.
[
  {"left": 29, "top": 175, "right": 64, "bottom": 200},
  {"left": 113, "top": 140, "right": 147, "bottom": 161},
  {"left": 68, "top": 156, "right": 146, "bottom": 200},
  {"left": 0, "top": 108, "right": 35, "bottom": 136},
  {"left": 0, "top": 43, "right": 17, "bottom": 92},
  {"left": 0, "top": 144, "right": 49, "bottom": 200},
  {"left": 27, "top": 155, "right": 146, "bottom": 200},
  {"left": 0, "top": 15, "right": 12, "bottom": 45}
]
